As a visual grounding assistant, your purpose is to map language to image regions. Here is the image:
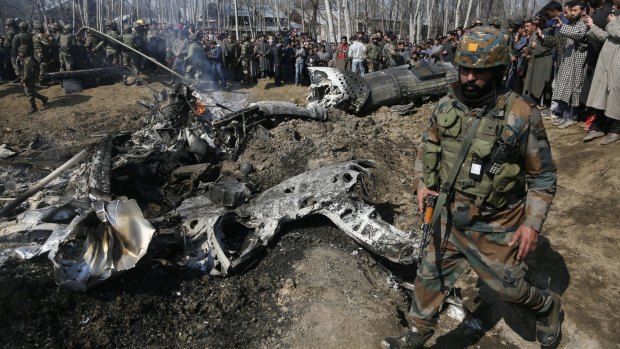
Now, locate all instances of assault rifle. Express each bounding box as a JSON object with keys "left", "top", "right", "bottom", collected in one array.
[{"left": 418, "top": 195, "right": 437, "bottom": 264}]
